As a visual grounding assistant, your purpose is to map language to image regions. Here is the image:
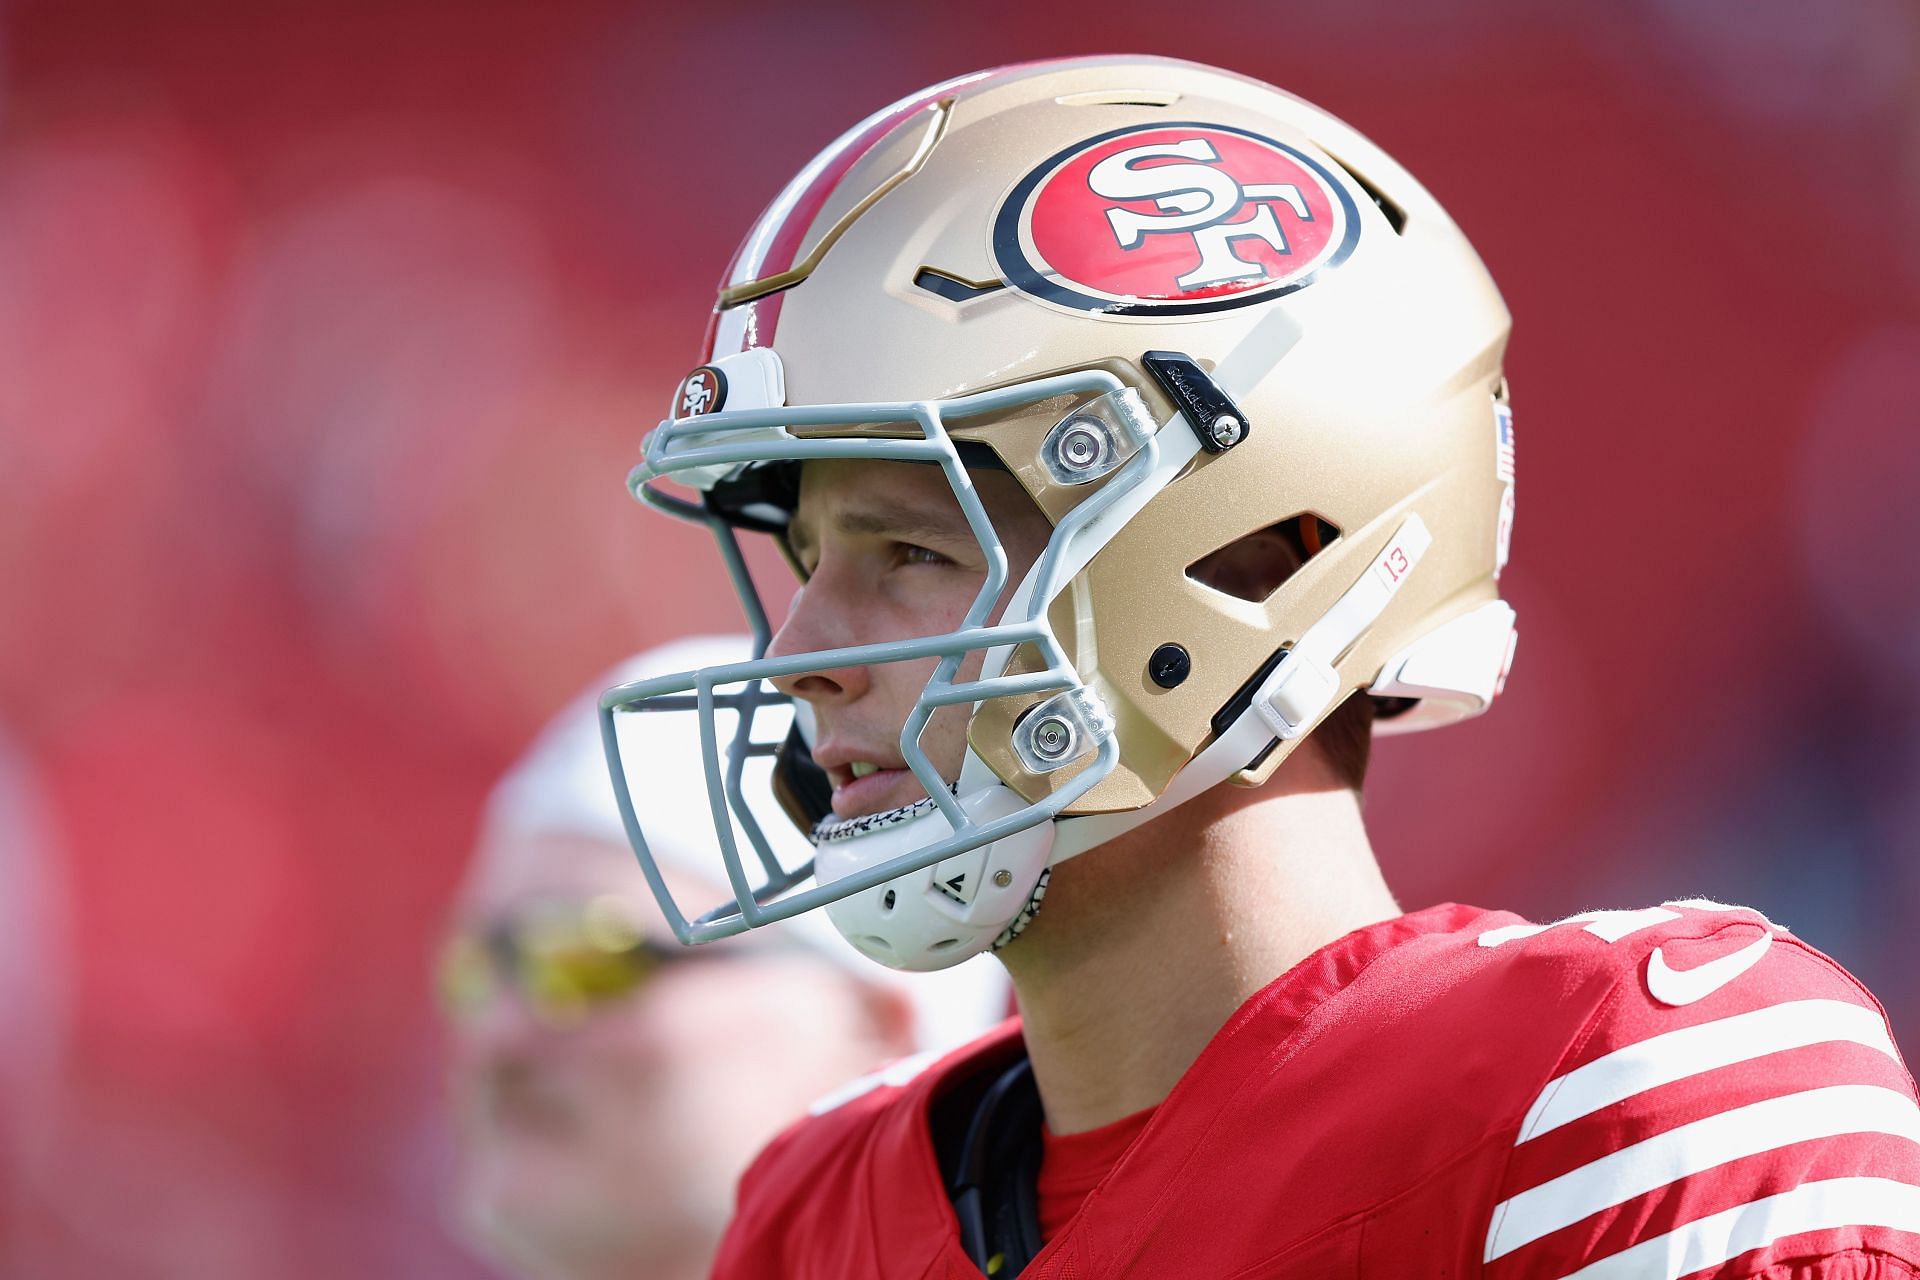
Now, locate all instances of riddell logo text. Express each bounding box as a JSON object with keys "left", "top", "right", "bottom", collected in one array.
[{"left": 993, "top": 122, "right": 1361, "bottom": 317}]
